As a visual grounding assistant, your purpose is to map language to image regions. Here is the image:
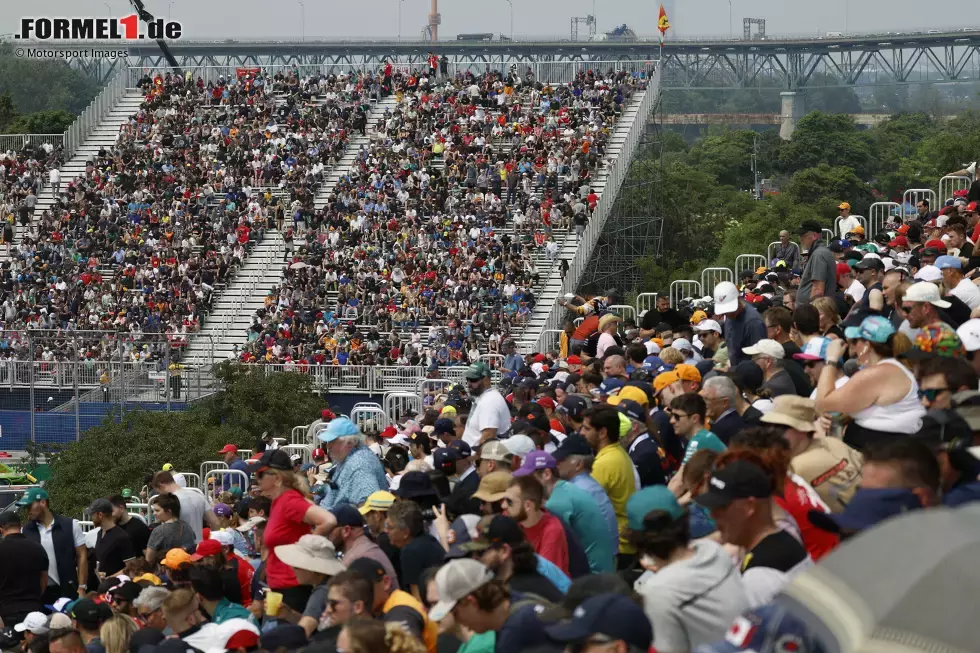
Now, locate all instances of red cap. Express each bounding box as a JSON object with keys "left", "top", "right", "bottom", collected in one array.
[
  {"left": 312, "top": 448, "right": 326, "bottom": 459},
  {"left": 218, "top": 444, "right": 238, "bottom": 454},
  {"left": 897, "top": 224, "right": 910, "bottom": 235},
  {"left": 889, "top": 236, "right": 909, "bottom": 248},
  {"left": 954, "top": 189, "right": 969, "bottom": 198},
  {"left": 967, "top": 202, "right": 979, "bottom": 213},
  {"left": 566, "top": 355, "right": 582, "bottom": 365},
  {"left": 536, "top": 397, "right": 556, "bottom": 410},
  {"left": 321, "top": 409, "right": 336, "bottom": 420},
  {"left": 924, "top": 239, "right": 947, "bottom": 251},
  {"left": 925, "top": 219, "right": 938, "bottom": 228},
  {"left": 836, "top": 262, "right": 852, "bottom": 278},
  {"left": 225, "top": 631, "right": 260, "bottom": 650},
  {"left": 381, "top": 426, "right": 398, "bottom": 438},
  {"left": 191, "top": 539, "right": 222, "bottom": 560},
  {"left": 533, "top": 353, "right": 546, "bottom": 363}
]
